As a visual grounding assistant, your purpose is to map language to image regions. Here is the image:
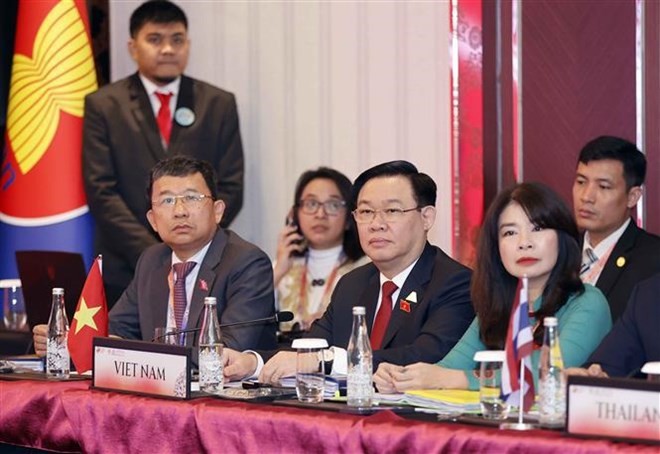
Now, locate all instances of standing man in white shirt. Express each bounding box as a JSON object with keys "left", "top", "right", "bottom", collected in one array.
[
  {"left": 573, "top": 135, "right": 660, "bottom": 321},
  {"left": 83, "top": 1, "right": 244, "bottom": 308}
]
